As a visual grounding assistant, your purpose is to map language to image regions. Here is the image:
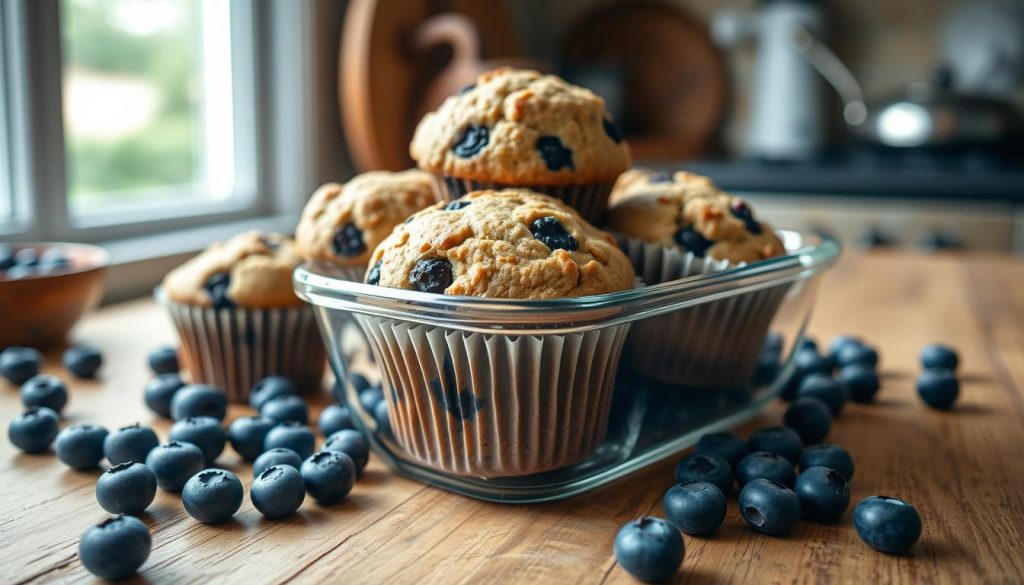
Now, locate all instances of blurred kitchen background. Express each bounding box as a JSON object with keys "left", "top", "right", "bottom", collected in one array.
[{"left": 1, "top": 0, "right": 1022, "bottom": 301}]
